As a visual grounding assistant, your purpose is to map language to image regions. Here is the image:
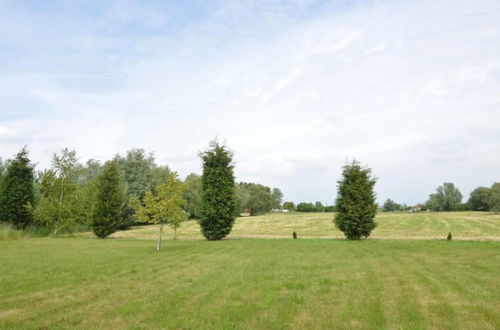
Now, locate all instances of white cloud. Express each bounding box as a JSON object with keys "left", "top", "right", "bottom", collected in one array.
[{"left": 0, "top": 0, "right": 499, "bottom": 204}]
